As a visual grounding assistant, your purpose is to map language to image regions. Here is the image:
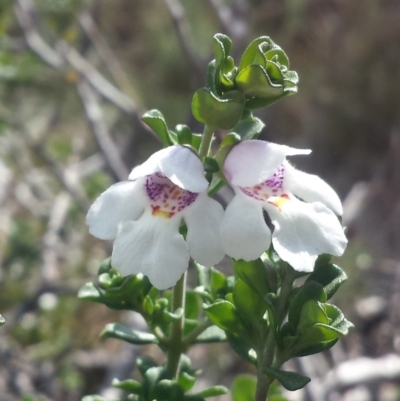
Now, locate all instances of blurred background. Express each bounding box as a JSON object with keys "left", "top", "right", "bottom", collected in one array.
[{"left": 1, "top": 0, "right": 400, "bottom": 400}]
